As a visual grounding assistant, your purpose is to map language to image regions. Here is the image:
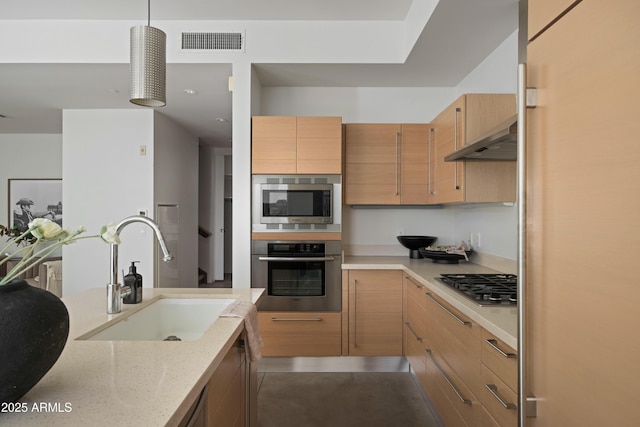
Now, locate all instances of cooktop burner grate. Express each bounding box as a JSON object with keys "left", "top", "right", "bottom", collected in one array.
[{"left": 438, "top": 274, "right": 518, "bottom": 306}]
